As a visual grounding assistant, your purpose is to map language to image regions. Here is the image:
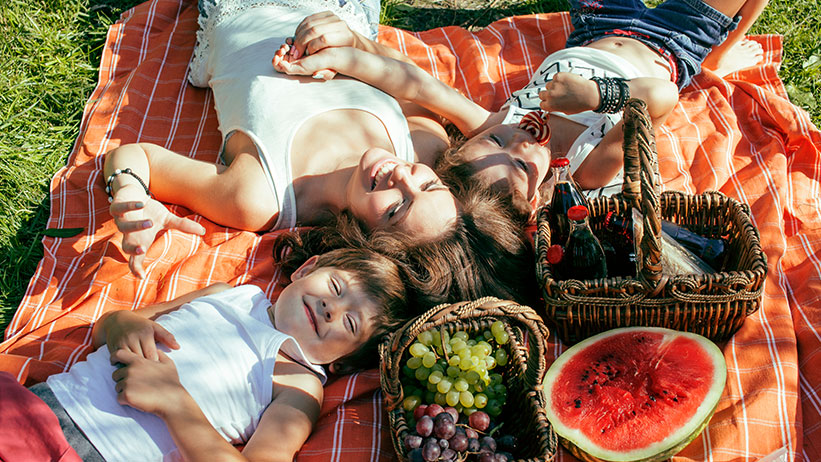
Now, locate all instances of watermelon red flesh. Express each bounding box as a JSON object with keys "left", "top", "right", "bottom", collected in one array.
[{"left": 550, "top": 330, "right": 717, "bottom": 452}]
